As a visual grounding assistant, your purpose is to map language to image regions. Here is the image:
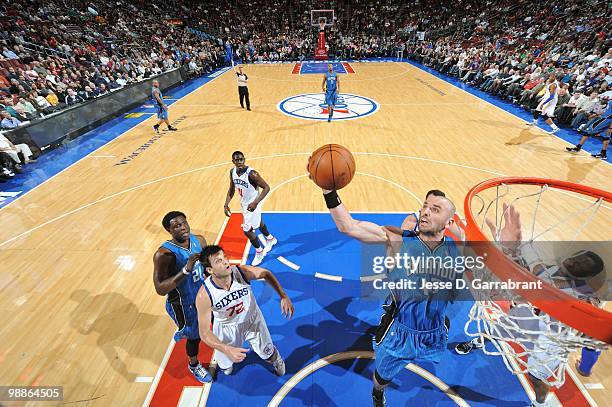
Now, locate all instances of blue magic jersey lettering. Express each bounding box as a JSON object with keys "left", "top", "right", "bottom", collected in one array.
[
  {"left": 325, "top": 72, "right": 337, "bottom": 92},
  {"left": 389, "top": 235, "right": 461, "bottom": 331}
]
